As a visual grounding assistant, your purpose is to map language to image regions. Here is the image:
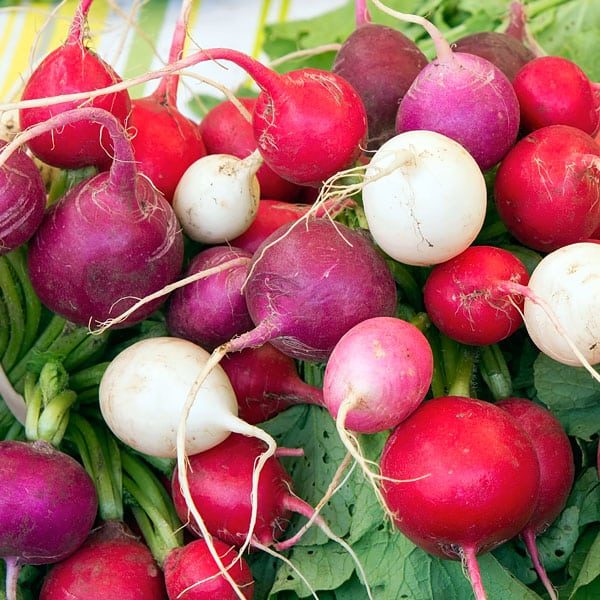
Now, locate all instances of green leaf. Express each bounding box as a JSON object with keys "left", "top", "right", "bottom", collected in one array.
[
  {"left": 537, "top": 506, "right": 581, "bottom": 571},
  {"left": 533, "top": 354, "right": 600, "bottom": 440},
  {"left": 569, "top": 529, "right": 600, "bottom": 599}
]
